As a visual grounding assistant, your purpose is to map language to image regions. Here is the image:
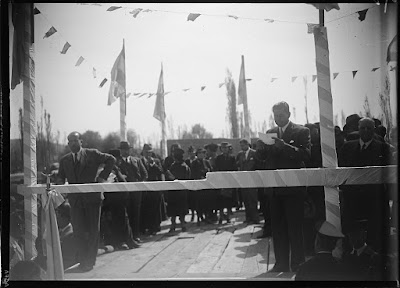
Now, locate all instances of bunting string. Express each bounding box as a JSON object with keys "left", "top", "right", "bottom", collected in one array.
[{"left": 325, "top": 4, "right": 379, "bottom": 24}]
